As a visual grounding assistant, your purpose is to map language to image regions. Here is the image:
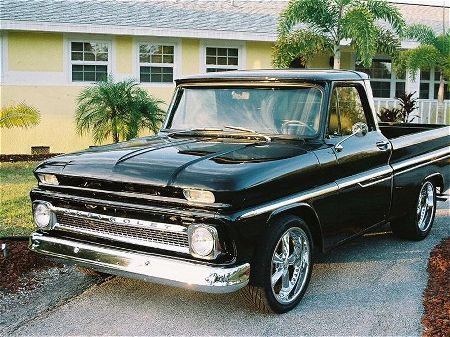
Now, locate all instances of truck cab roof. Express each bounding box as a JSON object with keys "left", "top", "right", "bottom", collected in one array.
[{"left": 176, "top": 69, "right": 370, "bottom": 84}]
